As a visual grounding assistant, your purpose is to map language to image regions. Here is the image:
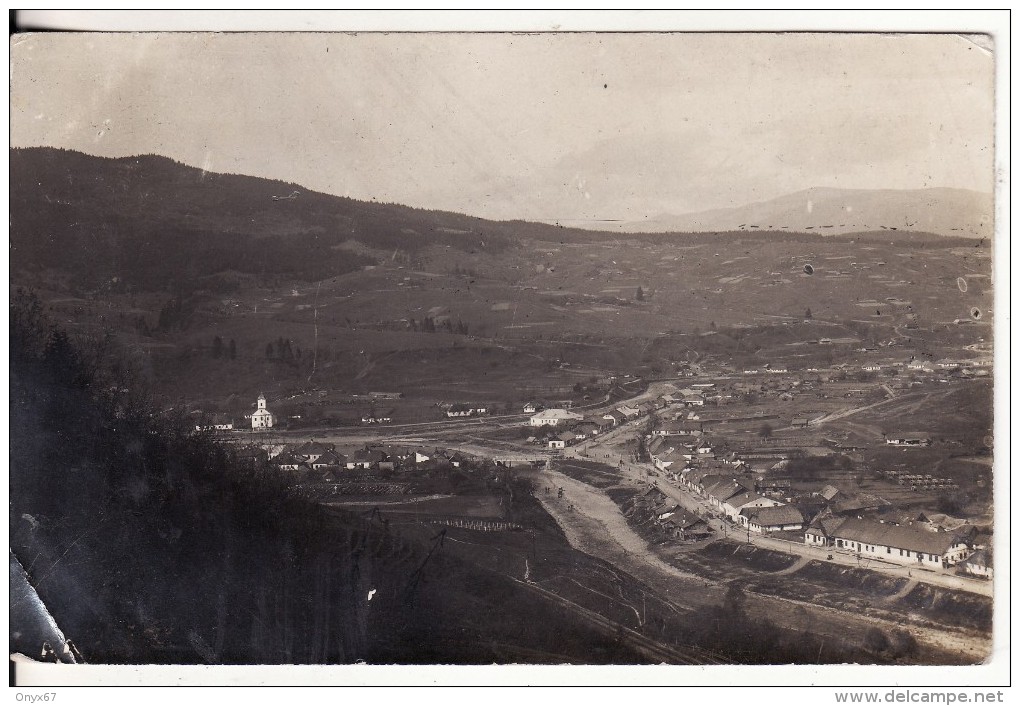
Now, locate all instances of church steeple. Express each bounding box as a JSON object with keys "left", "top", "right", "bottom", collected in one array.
[{"left": 252, "top": 393, "right": 274, "bottom": 429}]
